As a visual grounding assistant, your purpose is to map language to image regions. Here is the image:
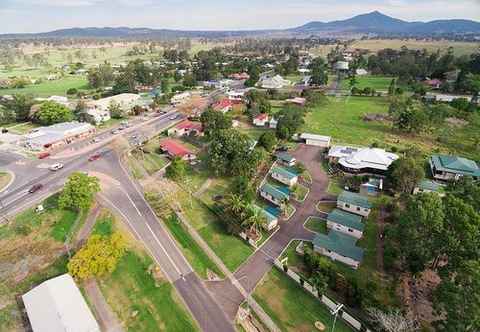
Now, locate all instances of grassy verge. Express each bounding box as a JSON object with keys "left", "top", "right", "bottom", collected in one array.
[
  {"left": 304, "top": 217, "right": 328, "bottom": 234},
  {"left": 0, "top": 172, "right": 12, "bottom": 191},
  {"left": 292, "top": 183, "right": 309, "bottom": 202},
  {"left": 316, "top": 202, "right": 336, "bottom": 213},
  {"left": 253, "top": 268, "right": 353, "bottom": 332}
]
